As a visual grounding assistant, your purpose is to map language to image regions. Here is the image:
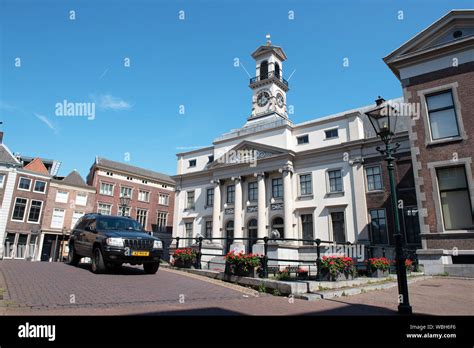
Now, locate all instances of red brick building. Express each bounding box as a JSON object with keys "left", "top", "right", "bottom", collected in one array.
[
  {"left": 86, "top": 157, "right": 175, "bottom": 234},
  {"left": 385, "top": 10, "right": 474, "bottom": 275}
]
